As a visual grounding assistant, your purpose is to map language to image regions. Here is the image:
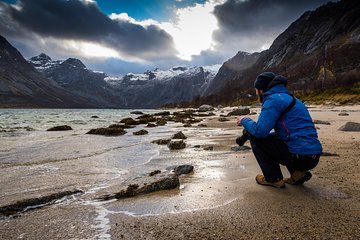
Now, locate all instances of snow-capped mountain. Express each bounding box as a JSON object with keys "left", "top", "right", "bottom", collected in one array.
[
  {"left": 107, "top": 65, "right": 220, "bottom": 108},
  {"left": 28, "top": 54, "right": 121, "bottom": 107},
  {"left": 27, "top": 53, "right": 220, "bottom": 108}
]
